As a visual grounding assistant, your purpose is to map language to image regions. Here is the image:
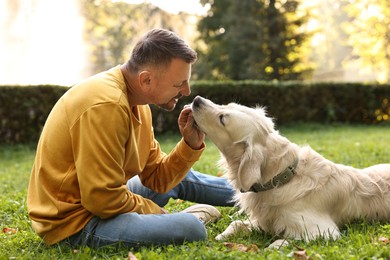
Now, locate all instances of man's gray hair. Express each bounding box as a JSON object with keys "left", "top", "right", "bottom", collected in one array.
[{"left": 127, "top": 28, "right": 197, "bottom": 72}]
